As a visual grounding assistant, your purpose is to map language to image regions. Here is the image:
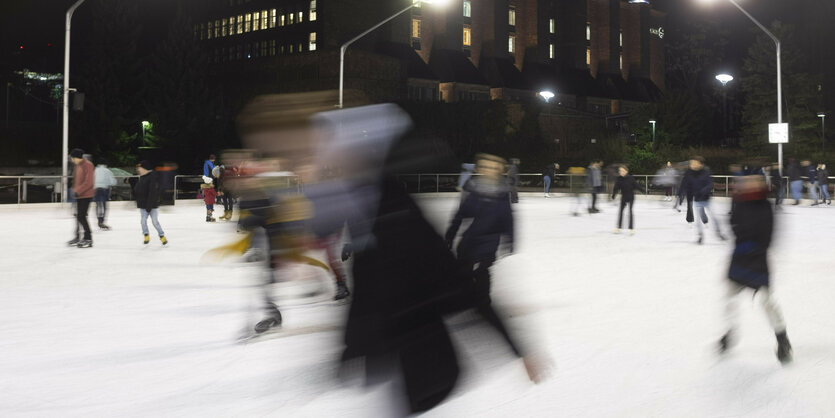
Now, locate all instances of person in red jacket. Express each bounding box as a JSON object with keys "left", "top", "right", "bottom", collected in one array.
[{"left": 68, "top": 148, "right": 95, "bottom": 248}]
